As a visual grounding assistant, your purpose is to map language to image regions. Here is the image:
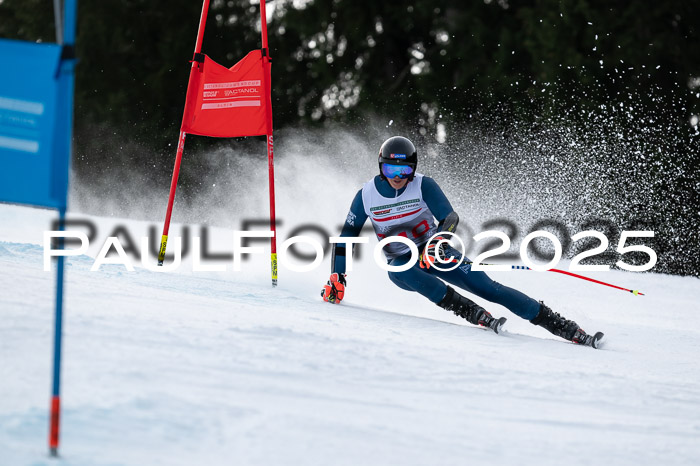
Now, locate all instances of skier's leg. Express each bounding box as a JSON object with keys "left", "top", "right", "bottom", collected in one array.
[
  {"left": 435, "top": 285, "right": 506, "bottom": 333},
  {"left": 432, "top": 253, "right": 601, "bottom": 345},
  {"left": 386, "top": 253, "right": 504, "bottom": 333},
  {"left": 530, "top": 302, "right": 604, "bottom": 347},
  {"left": 386, "top": 253, "right": 448, "bottom": 303},
  {"left": 435, "top": 262, "right": 540, "bottom": 320}
]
